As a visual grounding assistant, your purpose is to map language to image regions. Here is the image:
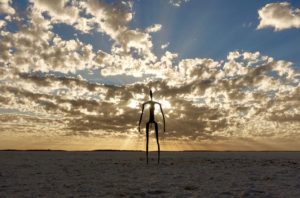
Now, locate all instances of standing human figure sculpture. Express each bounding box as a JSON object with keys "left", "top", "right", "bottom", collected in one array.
[{"left": 138, "top": 89, "right": 165, "bottom": 164}]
